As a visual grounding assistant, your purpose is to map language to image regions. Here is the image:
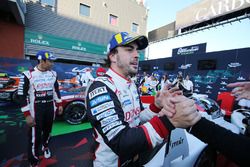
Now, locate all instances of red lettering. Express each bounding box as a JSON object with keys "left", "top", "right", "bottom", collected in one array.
[
  {"left": 125, "top": 112, "right": 131, "bottom": 121},
  {"left": 125, "top": 107, "right": 141, "bottom": 121}
]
